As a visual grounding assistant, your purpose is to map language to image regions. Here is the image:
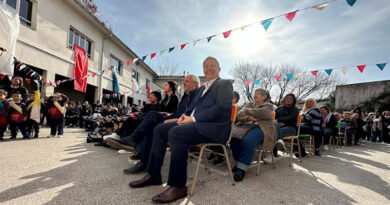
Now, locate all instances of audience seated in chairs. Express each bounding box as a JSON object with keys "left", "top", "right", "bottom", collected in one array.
[
  {"left": 300, "top": 98, "right": 323, "bottom": 156},
  {"left": 229, "top": 88, "right": 276, "bottom": 182},
  {"left": 320, "top": 106, "right": 338, "bottom": 151},
  {"left": 128, "top": 56, "right": 233, "bottom": 204},
  {"left": 341, "top": 112, "right": 355, "bottom": 145},
  {"left": 274, "top": 93, "right": 299, "bottom": 156}
]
